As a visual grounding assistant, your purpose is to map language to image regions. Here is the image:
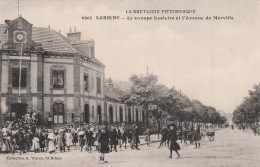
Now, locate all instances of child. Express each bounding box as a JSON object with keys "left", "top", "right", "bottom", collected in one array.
[
  {"left": 47, "top": 130, "right": 56, "bottom": 154},
  {"left": 121, "top": 127, "right": 127, "bottom": 149},
  {"left": 168, "top": 124, "right": 181, "bottom": 159},
  {"left": 85, "top": 129, "right": 93, "bottom": 152},
  {"left": 56, "top": 132, "right": 65, "bottom": 153},
  {"left": 65, "top": 129, "right": 73, "bottom": 152},
  {"left": 32, "top": 134, "right": 40, "bottom": 153},
  {"left": 78, "top": 128, "right": 85, "bottom": 152},
  {"left": 144, "top": 128, "right": 151, "bottom": 147},
  {"left": 98, "top": 128, "right": 110, "bottom": 164},
  {"left": 39, "top": 132, "right": 45, "bottom": 152},
  {"left": 9, "top": 132, "right": 16, "bottom": 155}
]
